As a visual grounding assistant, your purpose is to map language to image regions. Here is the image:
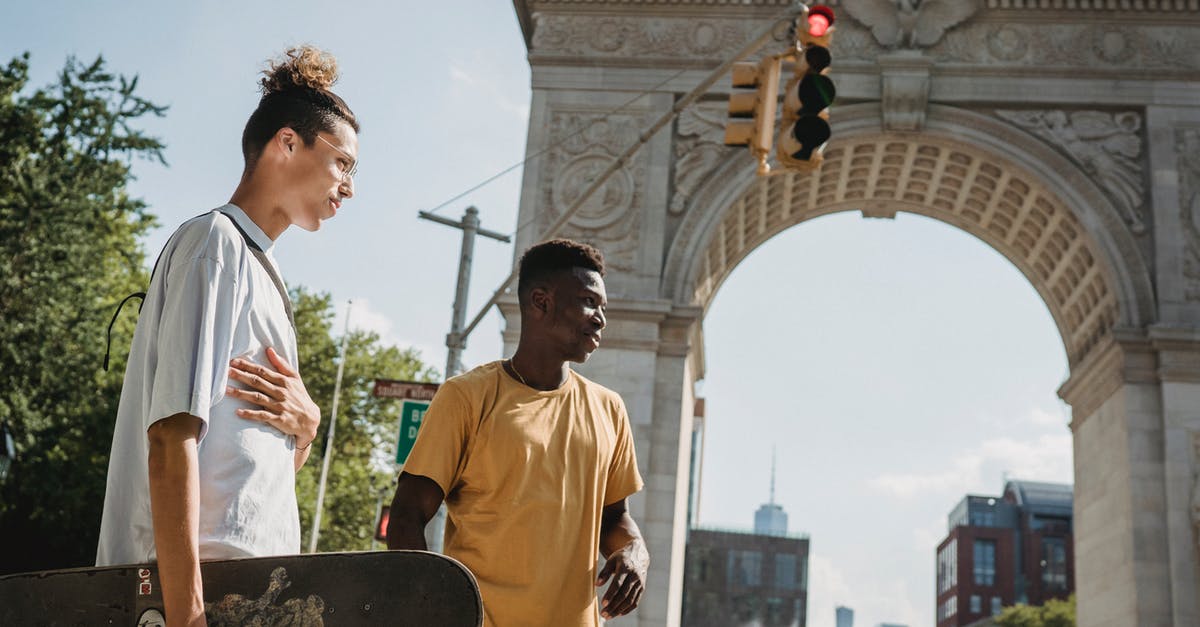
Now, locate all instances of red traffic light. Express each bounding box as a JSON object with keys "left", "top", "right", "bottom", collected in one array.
[{"left": 808, "top": 5, "right": 835, "bottom": 37}]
